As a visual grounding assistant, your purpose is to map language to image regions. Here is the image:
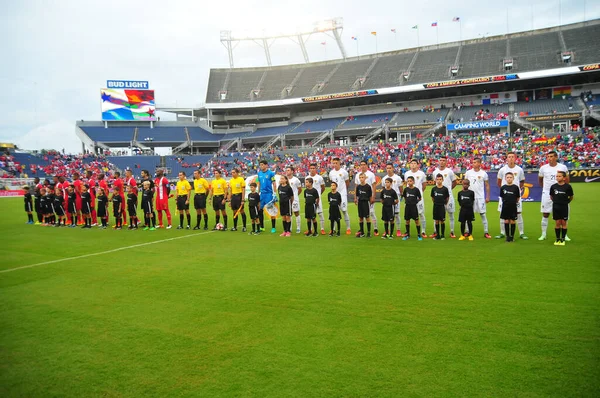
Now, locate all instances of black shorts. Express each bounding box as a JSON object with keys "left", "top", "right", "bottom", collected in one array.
[
  {"left": 459, "top": 207, "right": 475, "bottom": 222},
  {"left": 501, "top": 203, "right": 518, "bottom": 220},
  {"left": 194, "top": 193, "right": 207, "bottom": 210},
  {"left": 213, "top": 195, "right": 225, "bottom": 211},
  {"left": 128, "top": 203, "right": 137, "bottom": 216},
  {"left": 68, "top": 202, "right": 77, "bottom": 214},
  {"left": 357, "top": 201, "right": 370, "bottom": 218},
  {"left": 54, "top": 205, "right": 65, "bottom": 217},
  {"left": 404, "top": 204, "right": 419, "bottom": 220},
  {"left": 381, "top": 206, "right": 394, "bottom": 222},
  {"left": 249, "top": 205, "right": 259, "bottom": 219},
  {"left": 24, "top": 202, "right": 33, "bottom": 212},
  {"left": 433, "top": 204, "right": 446, "bottom": 221},
  {"left": 553, "top": 204, "right": 569, "bottom": 220},
  {"left": 231, "top": 193, "right": 243, "bottom": 211},
  {"left": 305, "top": 203, "right": 316, "bottom": 220},
  {"left": 329, "top": 205, "right": 341, "bottom": 221},
  {"left": 97, "top": 206, "right": 107, "bottom": 218},
  {"left": 280, "top": 199, "right": 291, "bottom": 216},
  {"left": 142, "top": 200, "right": 153, "bottom": 214},
  {"left": 81, "top": 202, "right": 91, "bottom": 215},
  {"left": 177, "top": 196, "right": 189, "bottom": 211},
  {"left": 113, "top": 206, "right": 121, "bottom": 216},
  {"left": 34, "top": 197, "right": 40, "bottom": 212}
]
